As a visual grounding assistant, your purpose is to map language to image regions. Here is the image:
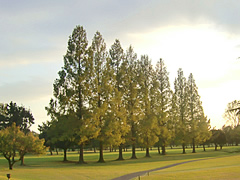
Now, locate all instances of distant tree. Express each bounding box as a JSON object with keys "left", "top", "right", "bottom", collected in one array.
[
  {"left": 223, "top": 100, "right": 240, "bottom": 127},
  {"left": 197, "top": 117, "right": 211, "bottom": 151},
  {"left": 137, "top": 55, "right": 159, "bottom": 157},
  {"left": 90, "top": 31, "right": 115, "bottom": 163},
  {"left": 0, "top": 103, "right": 8, "bottom": 129},
  {"left": 45, "top": 101, "right": 76, "bottom": 162},
  {"left": 174, "top": 69, "right": 189, "bottom": 154},
  {"left": 38, "top": 121, "right": 55, "bottom": 155},
  {"left": 109, "top": 39, "right": 129, "bottom": 160},
  {"left": 210, "top": 129, "right": 226, "bottom": 150},
  {"left": 154, "top": 59, "right": 172, "bottom": 155},
  {"left": 187, "top": 73, "right": 205, "bottom": 153},
  {"left": 233, "top": 125, "right": 240, "bottom": 146},
  {"left": 222, "top": 125, "right": 235, "bottom": 146},
  {"left": 0, "top": 102, "right": 34, "bottom": 133},
  {"left": 124, "top": 46, "right": 141, "bottom": 159},
  {"left": 168, "top": 92, "right": 178, "bottom": 149}
]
